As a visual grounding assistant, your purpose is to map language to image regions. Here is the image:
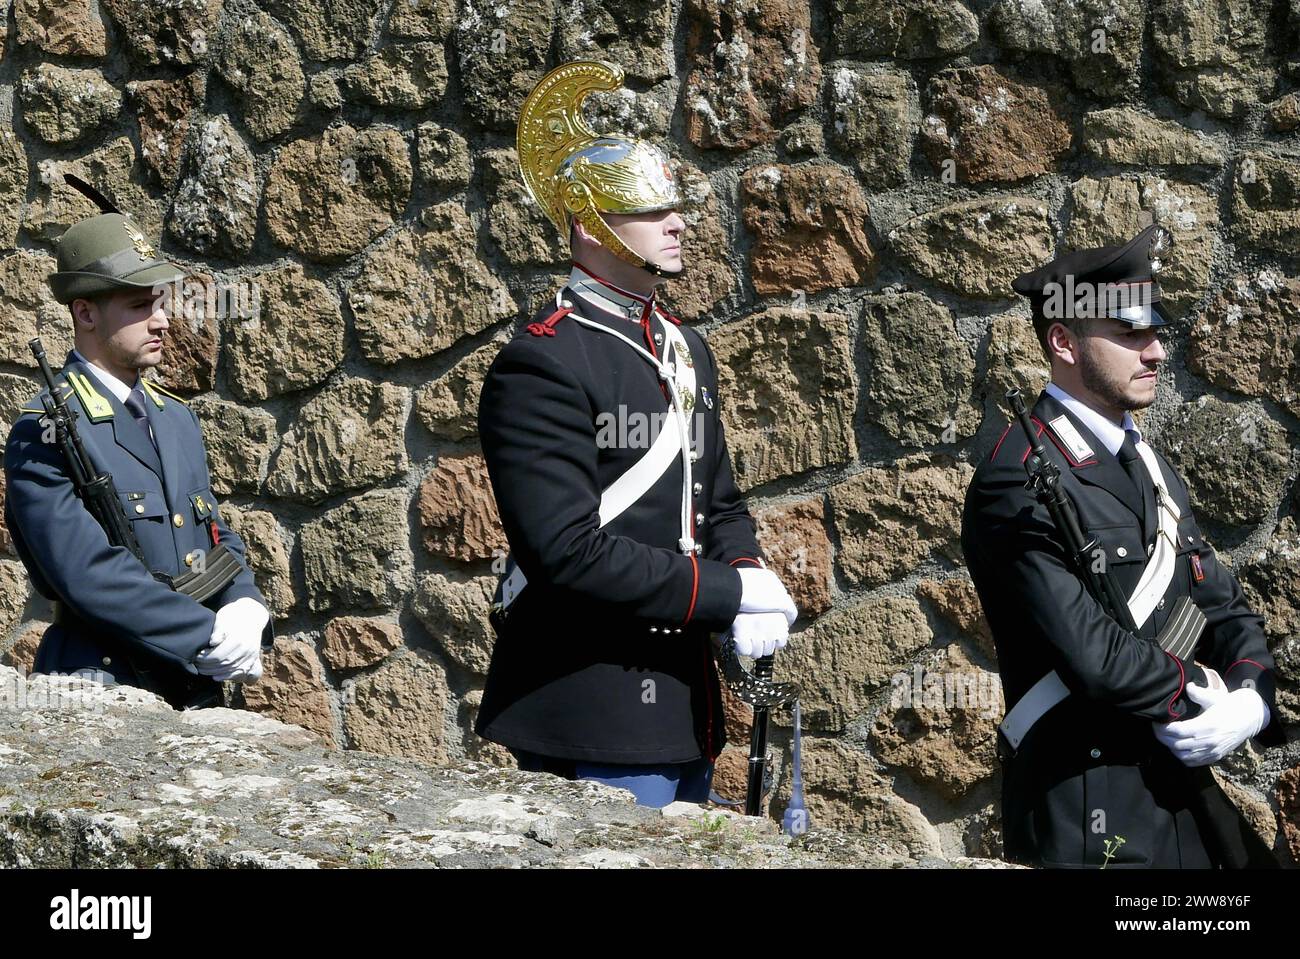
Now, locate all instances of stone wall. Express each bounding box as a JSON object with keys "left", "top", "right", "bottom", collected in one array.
[{"left": 0, "top": 0, "right": 1298, "bottom": 863}]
